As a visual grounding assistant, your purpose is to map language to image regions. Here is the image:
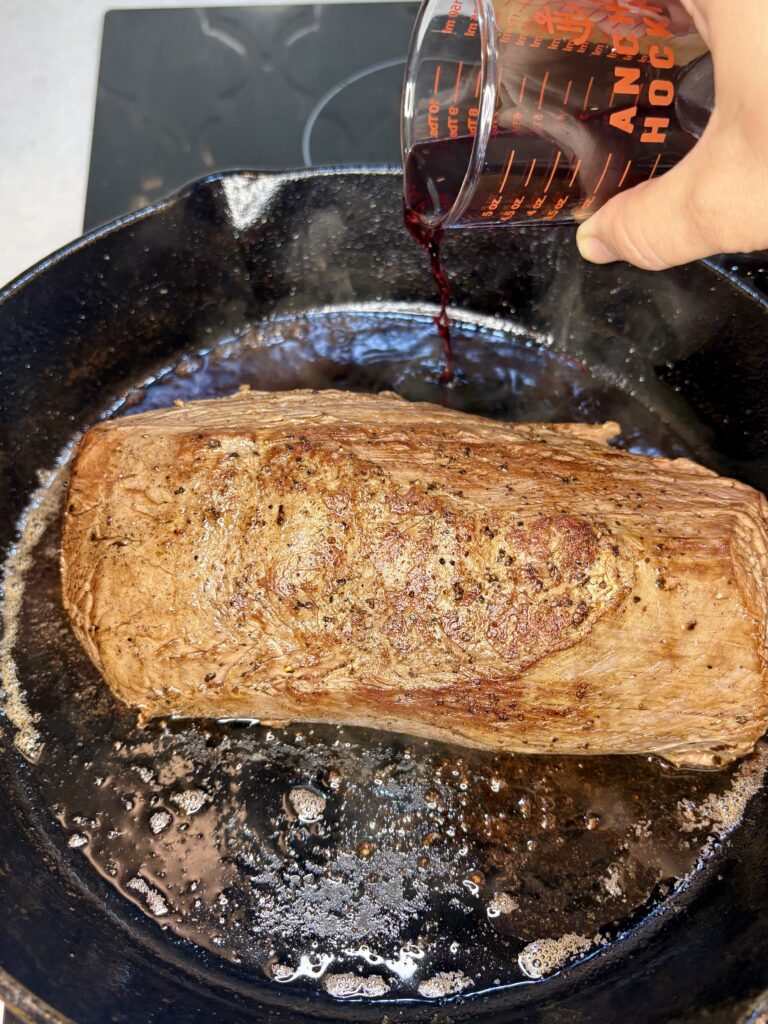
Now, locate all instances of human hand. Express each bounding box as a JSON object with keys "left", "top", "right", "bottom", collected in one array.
[{"left": 576, "top": 0, "right": 768, "bottom": 270}]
